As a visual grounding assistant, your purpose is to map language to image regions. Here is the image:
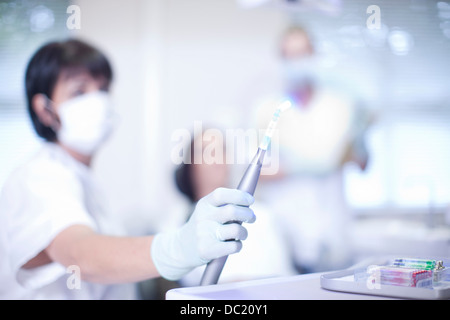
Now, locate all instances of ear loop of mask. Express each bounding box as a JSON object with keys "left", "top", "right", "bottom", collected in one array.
[{"left": 42, "top": 94, "right": 61, "bottom": 133}]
